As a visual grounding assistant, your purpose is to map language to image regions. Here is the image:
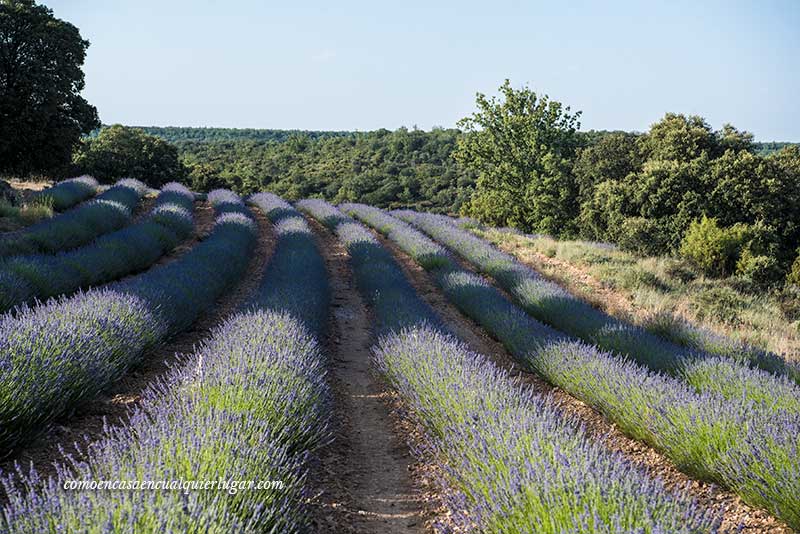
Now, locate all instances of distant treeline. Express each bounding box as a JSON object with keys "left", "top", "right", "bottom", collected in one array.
[
  {"left": 136, "top": 125, "right": 797, "bottom": 156},
  {"left": 131, "top": 127, "right": 800, "bottom": 233},
  {"left": 135, "top": 126, "right": 353, "bottom": 144},
  {"left": 160, "top": 127, "right": 477, "bottom": 214},
  {"left": 755, "top": 141, "right": 800, "bottom": 156}
]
